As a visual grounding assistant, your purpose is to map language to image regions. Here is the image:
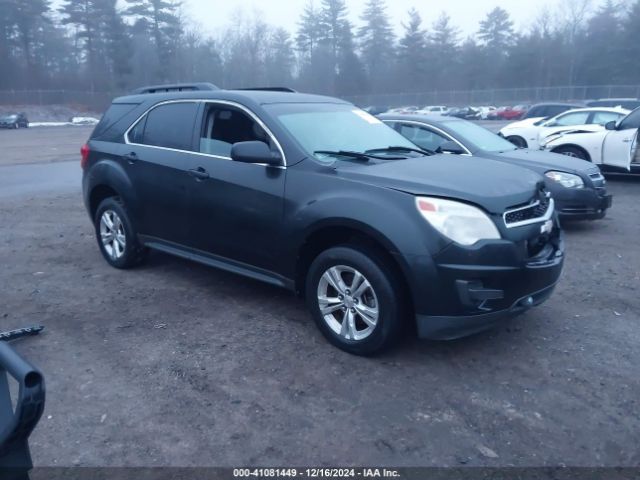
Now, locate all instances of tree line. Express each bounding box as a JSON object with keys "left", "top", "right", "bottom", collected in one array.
[{"left": 0, "top": 0, "right": 639, "bottom": 99}]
